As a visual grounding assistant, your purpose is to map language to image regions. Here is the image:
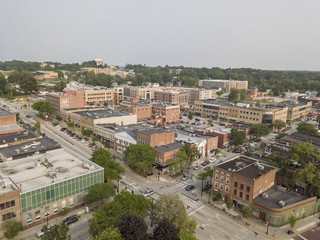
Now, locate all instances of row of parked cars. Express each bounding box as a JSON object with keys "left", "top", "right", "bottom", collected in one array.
[{"left": 59, "top": 127, "right": 96, "bottom": 149}]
